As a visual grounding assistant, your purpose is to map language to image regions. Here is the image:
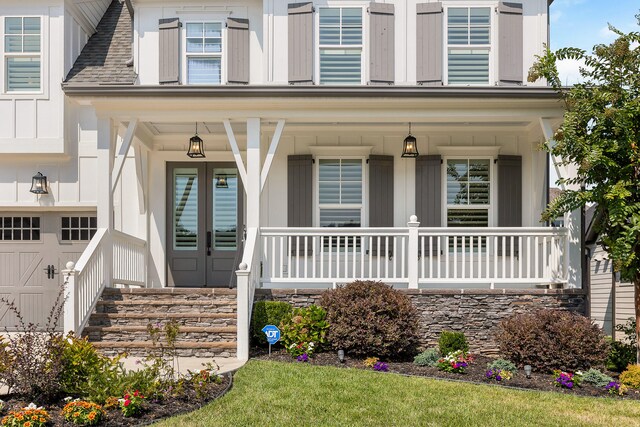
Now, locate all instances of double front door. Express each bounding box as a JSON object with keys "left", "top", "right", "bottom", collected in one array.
[{"left": 167, "top": 163, "right": 243, "bottom": 287}]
